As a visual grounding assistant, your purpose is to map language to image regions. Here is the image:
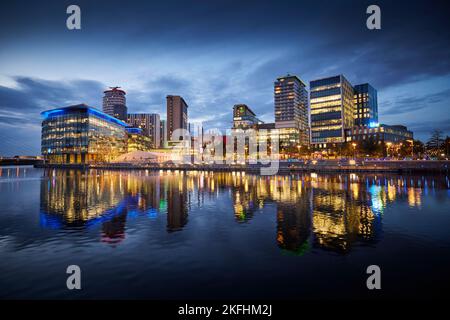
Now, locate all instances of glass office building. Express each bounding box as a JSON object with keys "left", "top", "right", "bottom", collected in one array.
[
  {"left": 41, "top": 104, "right": 128, "bottom": 164},
  {"left": 345, "top": 124, "right": 413, "bottom": 144},
  {"left": 310, "top": 75, "right": 355, "bottom": 147},
  {"left": 127, "top": 113, "right": 161, "bottom": 148},
  {"left": 354, "top": 83, "right": 378, "bottom": 127},
  {"left": 126, "top": 127, "right": 152, "bottom": 152}
]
